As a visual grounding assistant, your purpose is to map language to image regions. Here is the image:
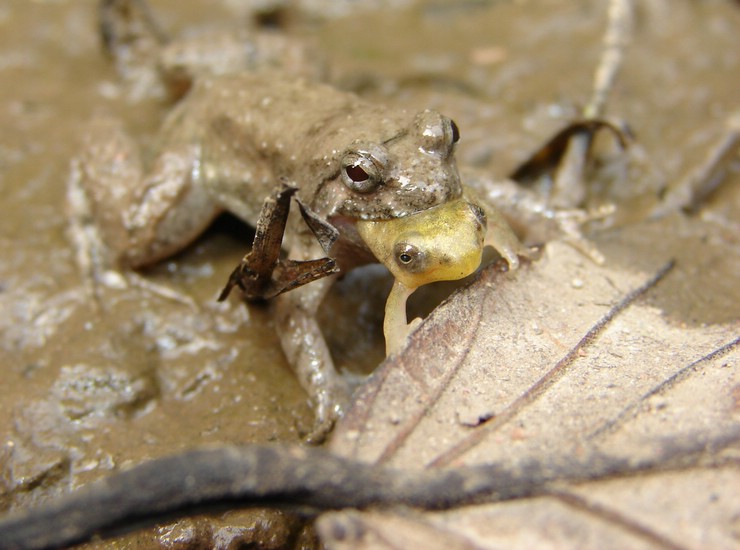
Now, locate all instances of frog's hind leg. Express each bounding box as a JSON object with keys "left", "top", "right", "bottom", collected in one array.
[
  {"left": 68, "top": 115, "right": 219, "bottom": 304},
  {"left": 272, "top": 239, "right": 349, "bottom": 444}
]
